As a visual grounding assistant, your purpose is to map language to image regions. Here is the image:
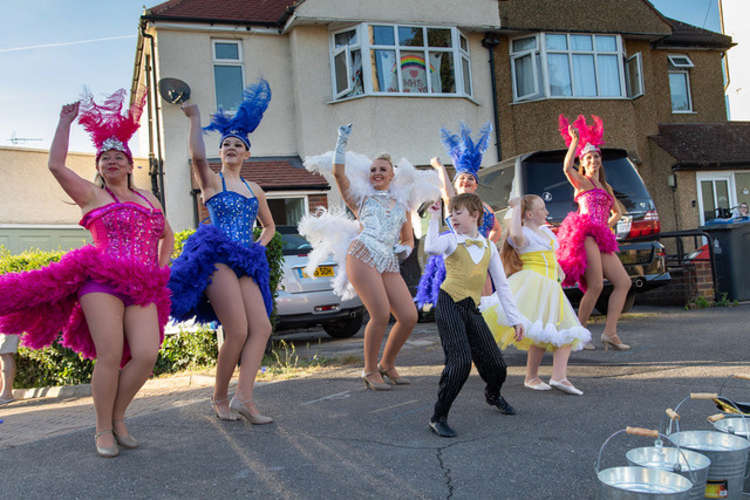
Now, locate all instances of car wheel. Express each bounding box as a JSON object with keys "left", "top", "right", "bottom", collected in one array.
[
  {"left": 595, "top": 291, "right": 635, "bottom": 315},
  {"left": 322, "top": 312, "right": 363, "bottom": 338}
]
